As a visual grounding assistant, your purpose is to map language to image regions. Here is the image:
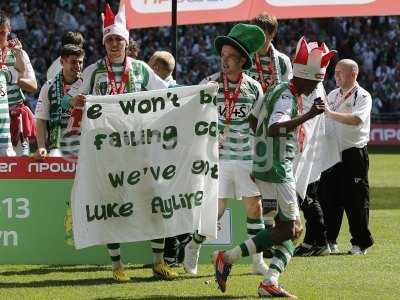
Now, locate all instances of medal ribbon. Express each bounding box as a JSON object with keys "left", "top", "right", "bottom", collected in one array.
[
  {"left": 223, "top": 72, "right": 243, "bottom": 124},
  {"left": 255, "top": 51, "right": 275, "bottom": 93},
  {"left": 105, "top": 56, "right": 130, "bottom": 95},
  {"left": 333, "top": 85, "right": 358, "bottom": 111},
  {"left": 0, "top": 47, "right": 8, "bottom": 69}
]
